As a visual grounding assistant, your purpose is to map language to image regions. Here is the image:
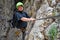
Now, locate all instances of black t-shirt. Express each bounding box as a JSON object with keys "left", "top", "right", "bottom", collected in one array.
[{"left": 15, "top": 11, "right": 30, "bottom": 28}]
